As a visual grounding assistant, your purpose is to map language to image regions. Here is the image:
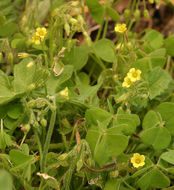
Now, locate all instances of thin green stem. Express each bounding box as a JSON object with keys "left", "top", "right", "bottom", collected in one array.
[
  {"left": 33, "top": 128, "right": 43, "bottom": 168},
  {"left": 90, "top": 53, "right": 106, "bottom": 70},
  {"left": 102, "top": 17, "right": 109, "bottom": 39},
  {"left": 41, "top": 102, "right": 56, "bottom": 172},
  {"left": 95, "top": 22, "right": 104, "bottom": 41}
]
